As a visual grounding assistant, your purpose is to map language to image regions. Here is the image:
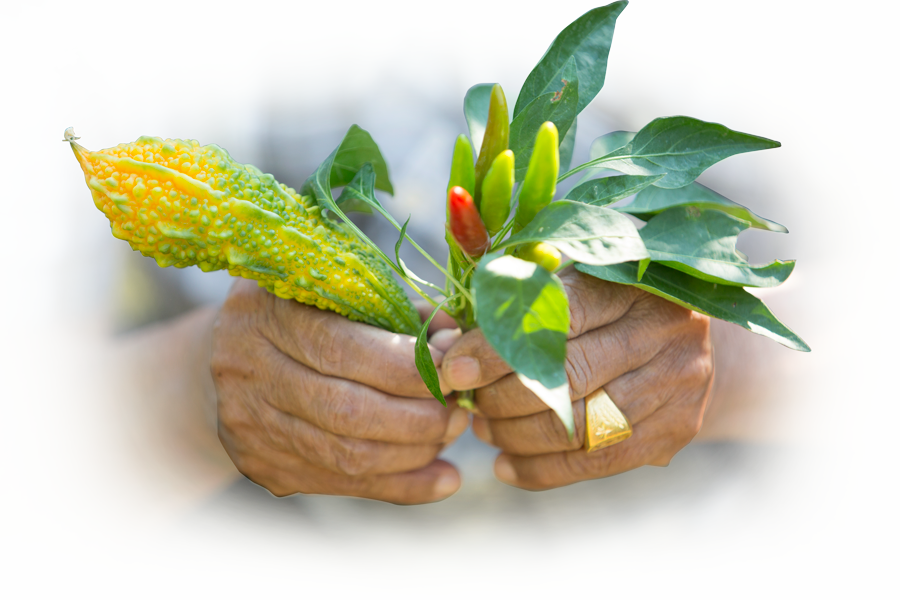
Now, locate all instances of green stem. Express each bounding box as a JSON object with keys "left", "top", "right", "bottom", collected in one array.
[
  {"left": 369, "top": 204, "right": 474, "bottom": 305},
  {"left": 556, "top": 154, "right": 625, "bottom": 183},
  {"left": 490, "top": 218, "right": 516, "bottom": 251},
  {"left": 555, "top": 259, "right": 575, "bottom": 273}
]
